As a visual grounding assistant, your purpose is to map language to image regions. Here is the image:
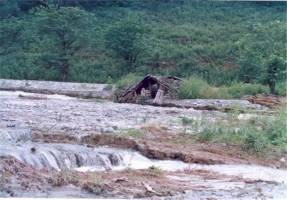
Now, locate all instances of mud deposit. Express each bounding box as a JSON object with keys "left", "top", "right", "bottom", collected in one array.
[{"left": 0, "top": 90, "right": 286, "bottom": 199}]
